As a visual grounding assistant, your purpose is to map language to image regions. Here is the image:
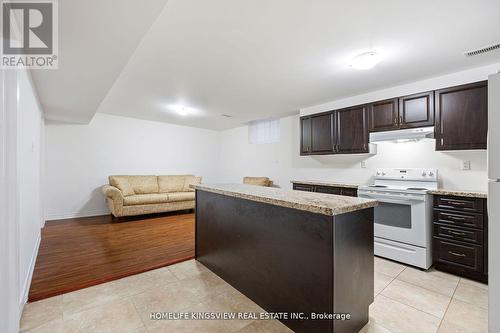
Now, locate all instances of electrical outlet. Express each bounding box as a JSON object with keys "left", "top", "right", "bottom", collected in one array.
[
  {"left": 360, "top": 160, "right": 367, "bottom": 168},
  {"left": 461, "top": 160, "right": 471, "bottom": 170}
]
